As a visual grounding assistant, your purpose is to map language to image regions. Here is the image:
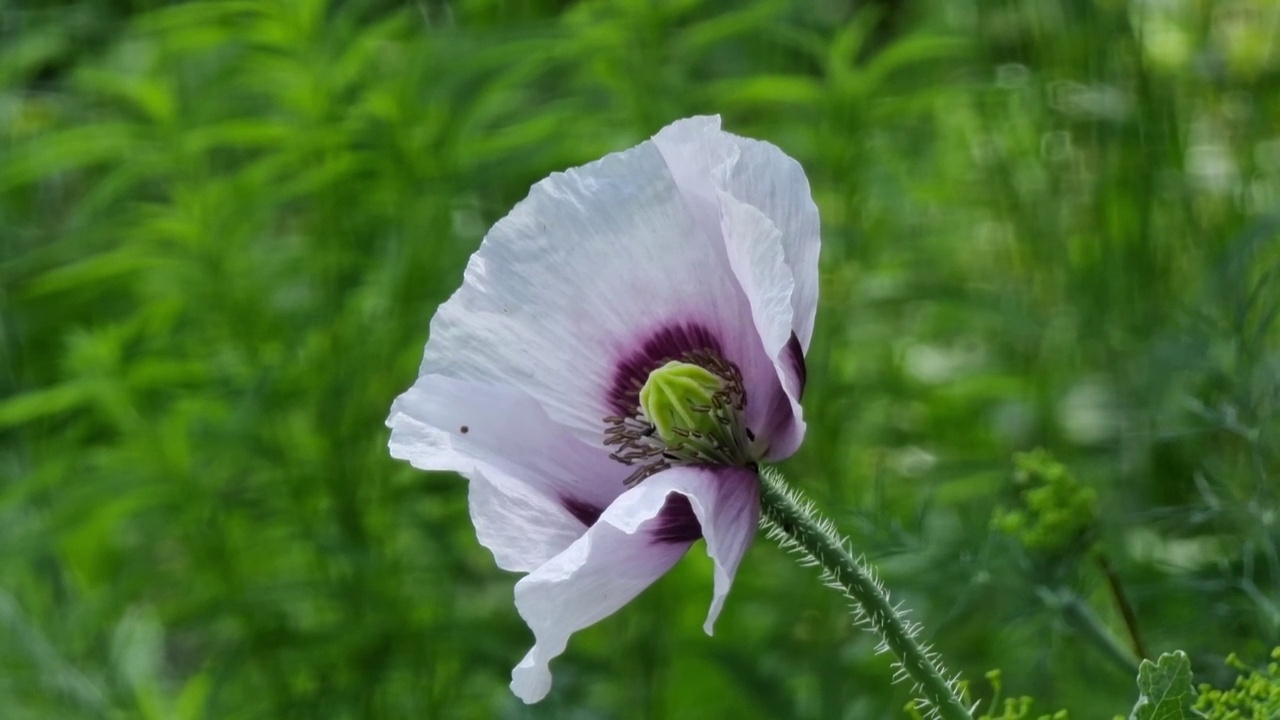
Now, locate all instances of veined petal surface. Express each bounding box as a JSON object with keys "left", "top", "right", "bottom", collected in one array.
[
  {"left": 509, "top": 466, "right": 760, "bottom": 703},
  {"left": 388, "top": 375, "right": 622, "bottom": 571},
  {"left": 653, "top": 116, "right": 821, "bottom": 351}
]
